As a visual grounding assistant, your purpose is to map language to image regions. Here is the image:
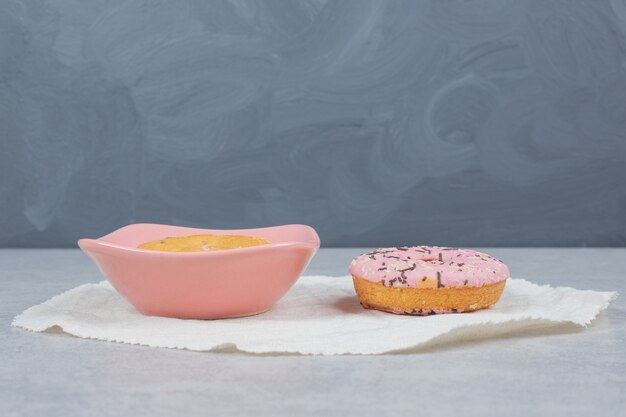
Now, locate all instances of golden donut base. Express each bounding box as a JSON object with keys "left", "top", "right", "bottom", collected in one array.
[{"left": 352, "top": 275, "right": 506, "bottom": 315}]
